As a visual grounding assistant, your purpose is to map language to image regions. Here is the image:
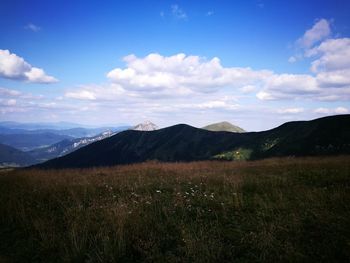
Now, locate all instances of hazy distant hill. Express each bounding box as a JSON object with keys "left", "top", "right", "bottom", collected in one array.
[
  {"left": 0, "top": 121, "right": 87, "bottom": 130},
  {"left": 0, "top": 133, "right": 74, "bottom": 151},
  {"left": 0, "top": 125, "right": 131, "bottom": 138},
  {"left": 36, "top": 115, "right": 350, "bottom": 169},
  {"left": 0, "top": 143, "right": 35, "bottom": 167},
  {"left": 29, "top": 130, "right": 117, "bottom": 163},
  {"left": 202, "top": 121, "right": 245, "bottom": 133}
]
